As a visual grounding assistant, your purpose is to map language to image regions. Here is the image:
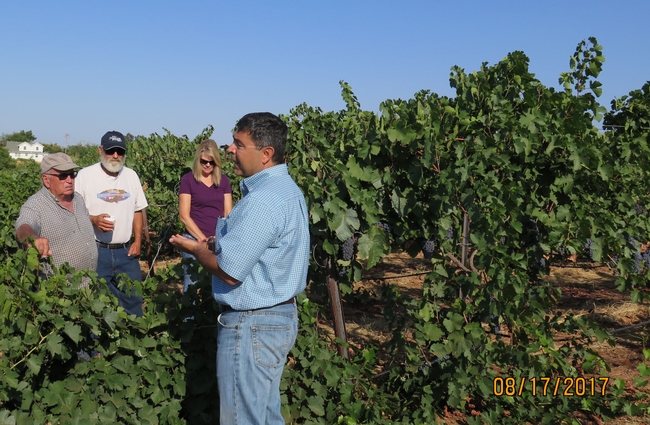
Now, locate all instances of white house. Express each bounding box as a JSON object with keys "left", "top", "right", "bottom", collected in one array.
[{"left": 5, "top": 141, "right": 46, "bottom": 163}]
